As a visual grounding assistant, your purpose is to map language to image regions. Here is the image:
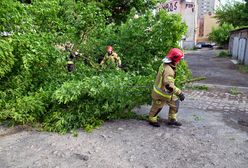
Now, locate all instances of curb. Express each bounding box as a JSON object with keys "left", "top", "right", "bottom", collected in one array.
[{"left": 189, "top": 83, "right": 248, "bottom": 92}]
